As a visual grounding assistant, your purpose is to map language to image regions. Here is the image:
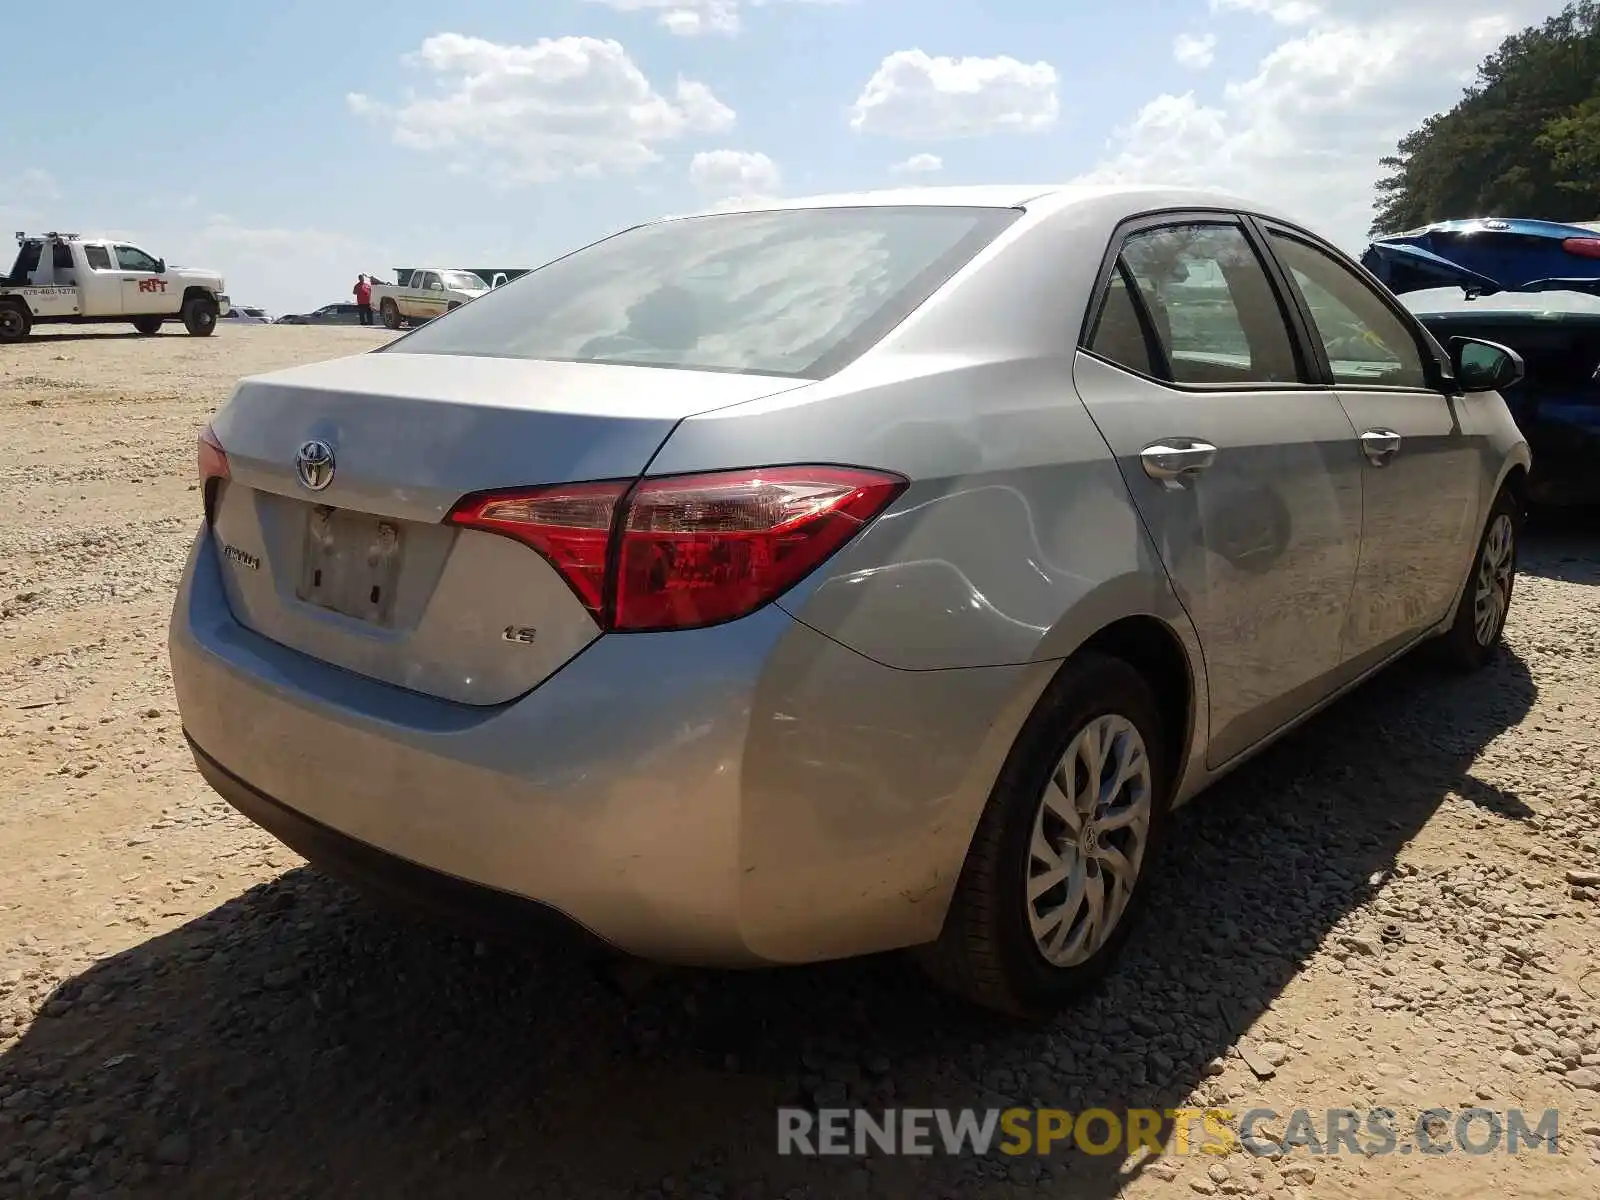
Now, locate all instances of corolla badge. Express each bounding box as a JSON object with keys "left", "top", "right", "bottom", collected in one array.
[{"left": 294, "top": 439, "right": 336, "bottom": 491}]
